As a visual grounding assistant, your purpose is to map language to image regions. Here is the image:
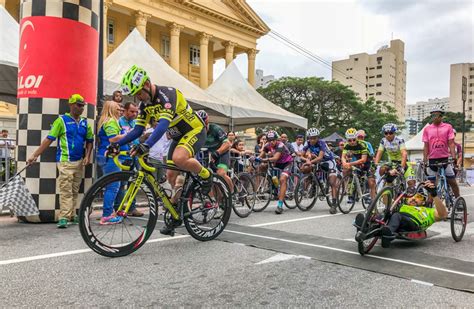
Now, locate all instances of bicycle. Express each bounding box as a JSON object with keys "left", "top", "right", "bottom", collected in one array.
[
  {"left": 294, "top": 163, "right": 341, "bottom": 211},
  {"left": 78, "top": 151, "right": 232, "bottom": 257},
  {"left": 229, "top": 155, "right": 256, "bottom": 218},
  {"left": 252, "top": 160, "right": 300, "bottom": 212},
  {"left": 337, "top": 166, "right": 371, "bottom": 214}
]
